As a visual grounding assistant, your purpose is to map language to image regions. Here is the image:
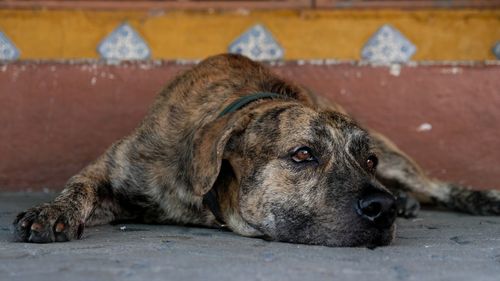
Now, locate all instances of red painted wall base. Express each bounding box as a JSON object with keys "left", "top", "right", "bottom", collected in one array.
[{"left": 1, "top": 61, "right": 499, "bottom": 191}]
